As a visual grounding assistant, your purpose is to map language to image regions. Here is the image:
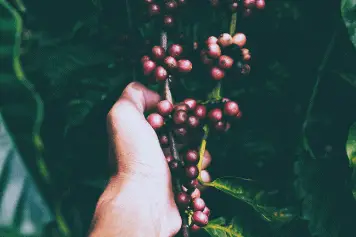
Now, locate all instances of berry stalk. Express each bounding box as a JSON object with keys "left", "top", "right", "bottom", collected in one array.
[{"left": 160, "top": 31, "right": 190, "bottom": 237}]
